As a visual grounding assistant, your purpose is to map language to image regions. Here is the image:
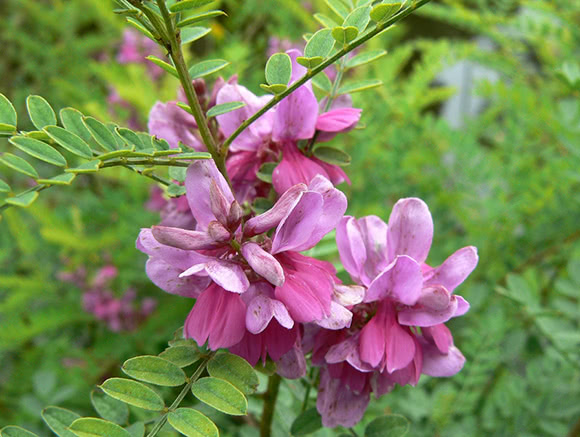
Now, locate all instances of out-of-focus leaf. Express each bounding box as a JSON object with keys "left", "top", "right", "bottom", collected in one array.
[
  {"left": 304, "top": 29, "right": 335, "bottom": 59},
  {"left": 181, "top": 27, "right": 211, "bottom": 45},
  {"left": 170, "top": 0, "right": 215, "bottom": 12},
  {"left": 41, "top": 406, "right": 80, "bottom": 437},
  {"left": 0, "top": 426, "right": 39, "bottom": 437},
  {"left": 146, "top": 56, "right": 178, "bottom": 78},
  {"left": 0, "top": 153, "right": 38, "bottom": 178},
  {"left": 0, "top": 93, "right": 17, "bottom": 127},
  {"left": 206, "top": 101, "right": 246, "bottom": 118},
  {"left": 69, "top": 418, "right": 131, "bottom": 437},
  {"left": 91, "top": 389, "right": 129, "bottom": 425},
  {"left": 346, "top": 50, "right": 387, "bottom": 68},
  {"left": 365, "top": 415, "right": 410, "bottom": 437},
  {"left": 290, "top": 407, "right": 323, "bottom": 435},
  {"left": 189, "top": 59, "right": 230, "bottom": 79},
  {"left": 338, "top": 79, "right": 382, "bottom": 94},
  {"left": 177, "top": 10, "right": 226, "bottom": 28}
]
